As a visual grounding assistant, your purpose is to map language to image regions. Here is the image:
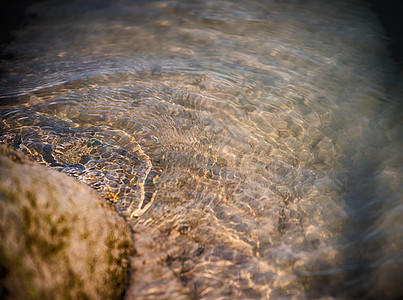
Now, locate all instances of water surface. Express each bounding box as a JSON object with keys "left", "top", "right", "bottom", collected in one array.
[{"left": 0, "top": 0, "right": 402, "bottom": 299}]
